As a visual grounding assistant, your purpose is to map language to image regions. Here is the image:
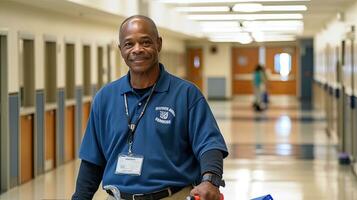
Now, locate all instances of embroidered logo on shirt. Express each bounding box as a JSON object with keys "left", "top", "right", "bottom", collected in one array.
[
  {"left": 155, "top": 106, "right": 175, "bottom": 124},
  {"left": 160, "top": 111, "right": 169, "bottom": 119}
]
